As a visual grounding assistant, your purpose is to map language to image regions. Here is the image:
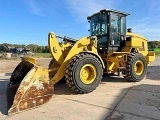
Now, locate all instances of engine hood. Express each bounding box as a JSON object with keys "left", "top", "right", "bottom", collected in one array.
[{"left": 126, "top": 32, "right": 147, "bottom": 41}]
